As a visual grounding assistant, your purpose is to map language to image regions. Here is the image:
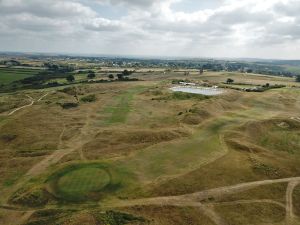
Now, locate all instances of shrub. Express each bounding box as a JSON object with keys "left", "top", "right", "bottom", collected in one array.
[
  {"left": 60, "top": 102, "right": 79, "bottom": 109},
  {"left": 80, "top": 94, "right": 96, "bottom": 103},
  {"left": 66, "top": 75, "right": 75, "bottom": 82},
  {"left": 172, "top": 92, "right": 209, "bottom": 100},
  {"left": 1, "top": 134, "right": 17, "bottom": 142},
  {"left": 87, "top": 72, "right": 96, "bottom": 79}
]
